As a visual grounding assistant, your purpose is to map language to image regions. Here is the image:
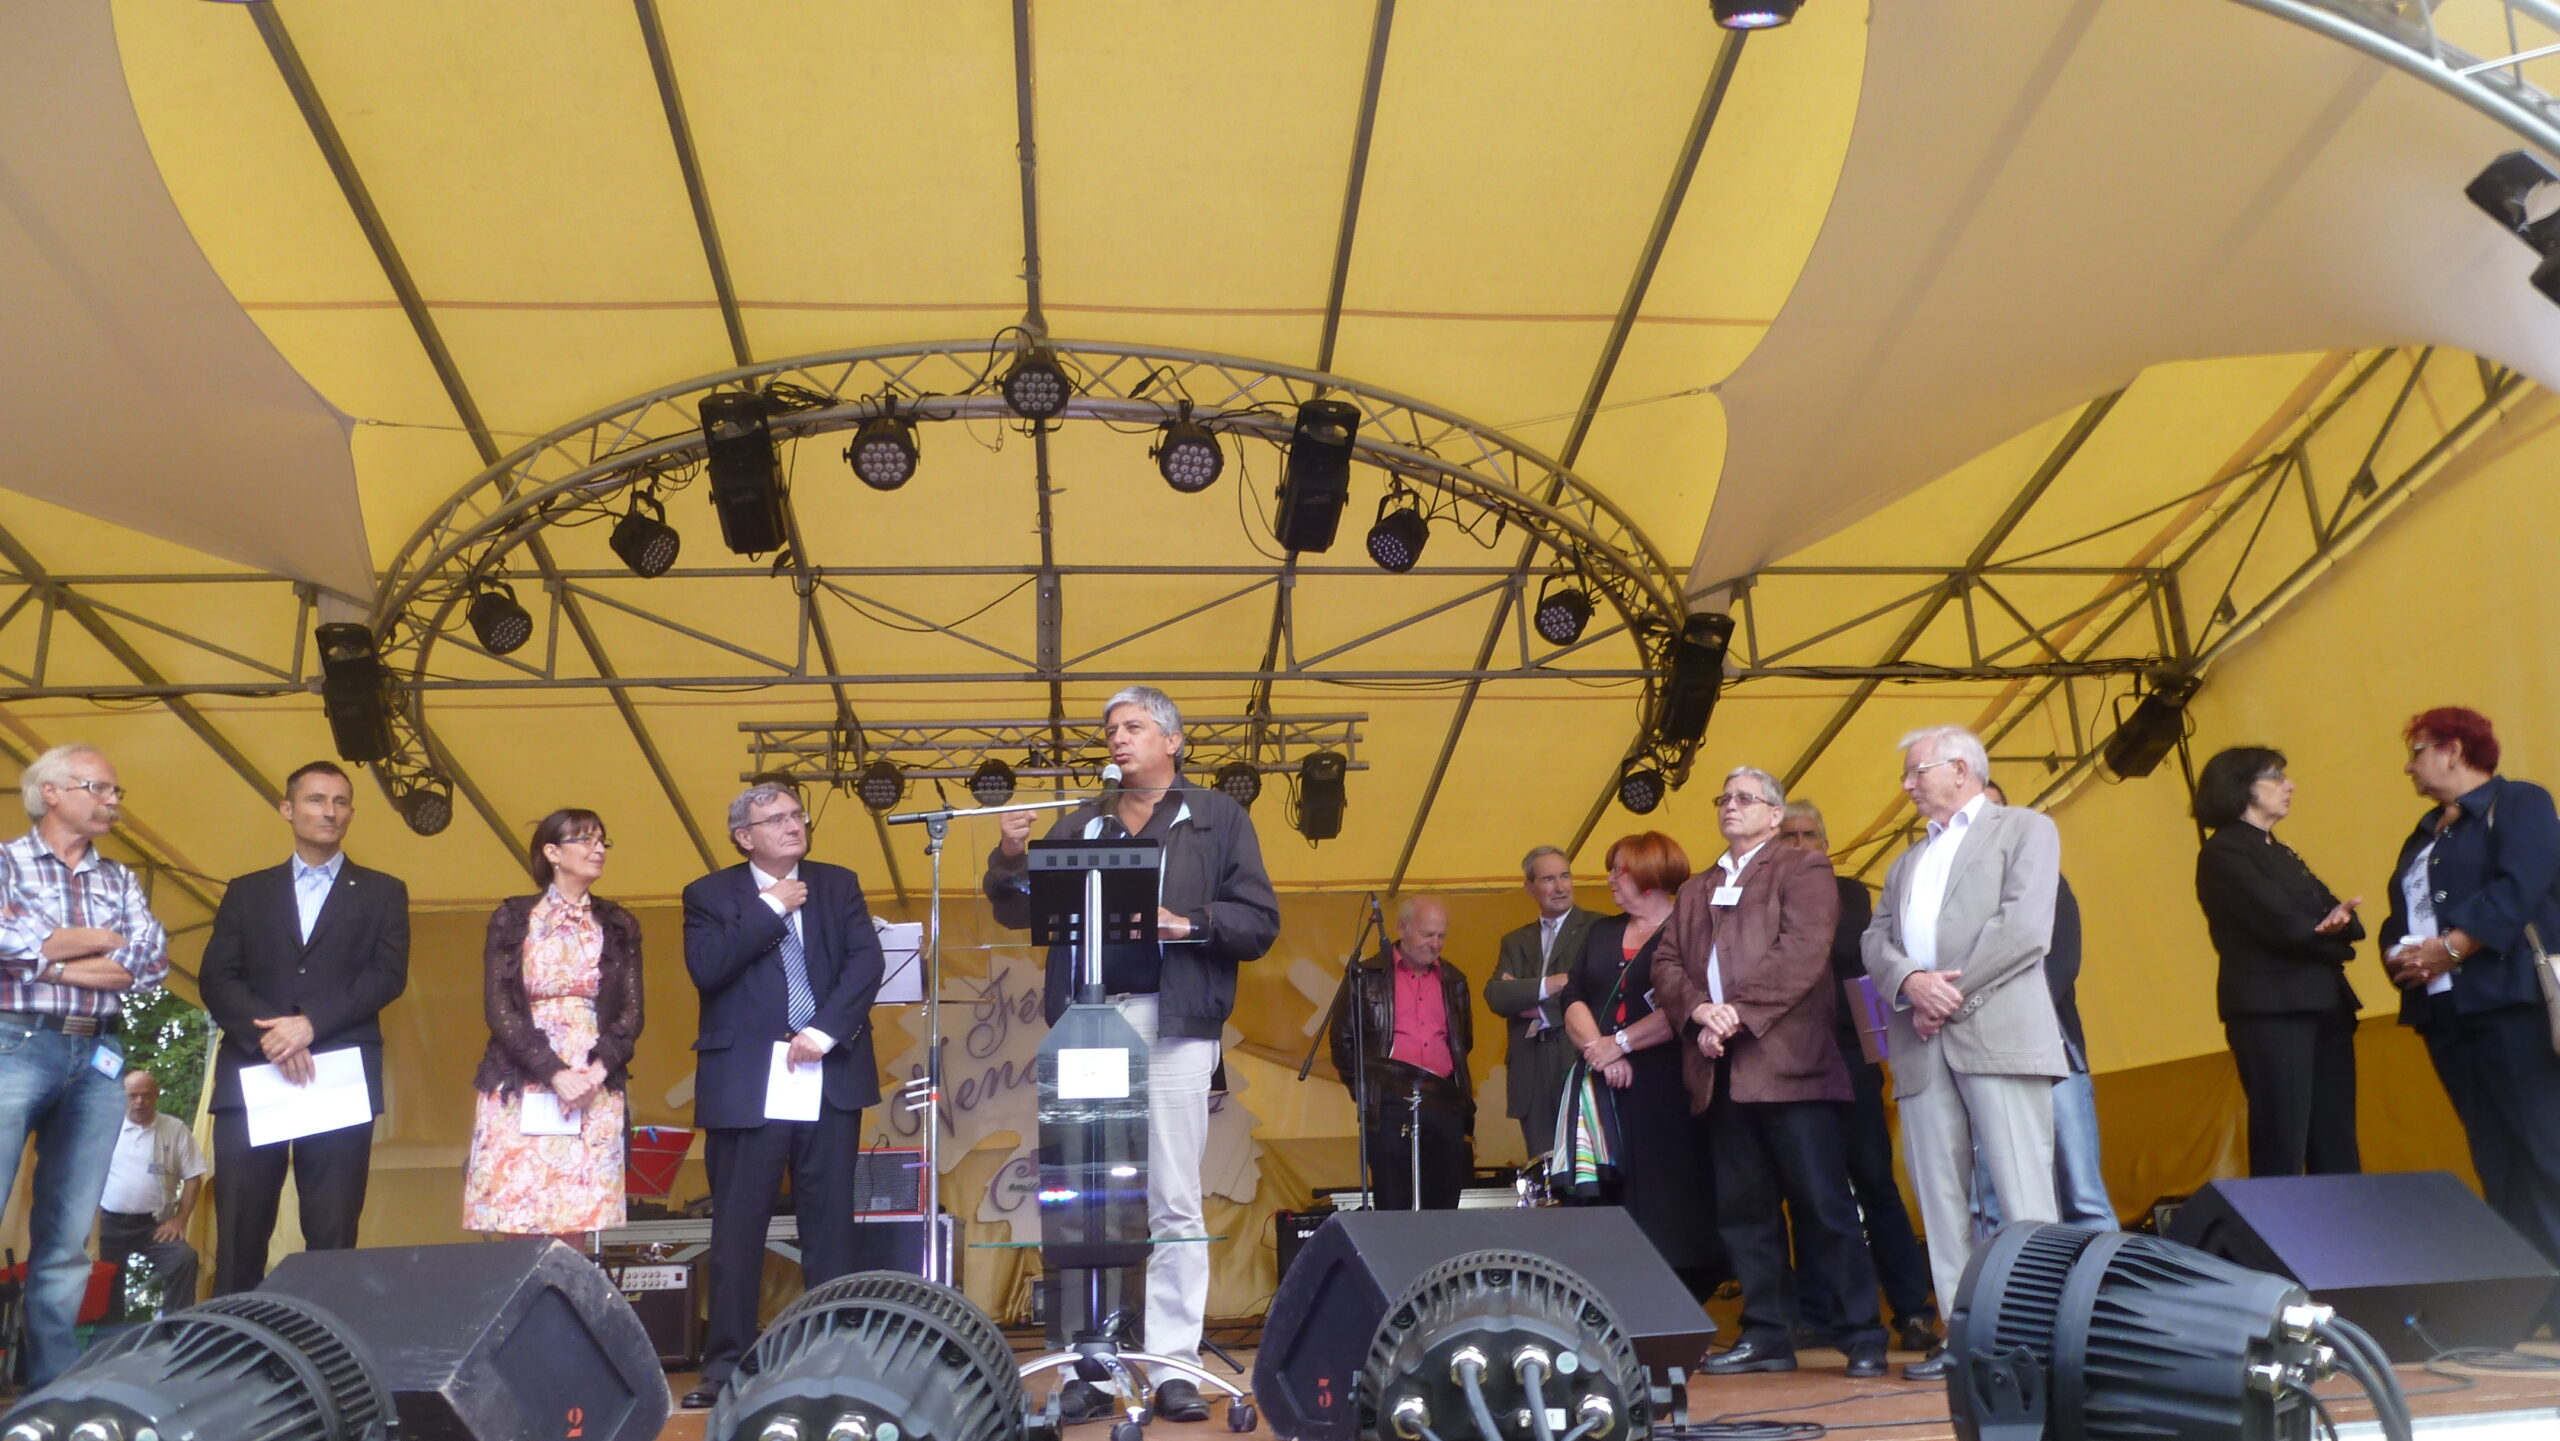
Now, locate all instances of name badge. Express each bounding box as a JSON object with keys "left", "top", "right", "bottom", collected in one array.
[
  {"left": 89, "top": 1040, "right": 123, "bottom": 1080},
  {"left": 1711, "top": 885, "right": 1744, "bottom": 907}
]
